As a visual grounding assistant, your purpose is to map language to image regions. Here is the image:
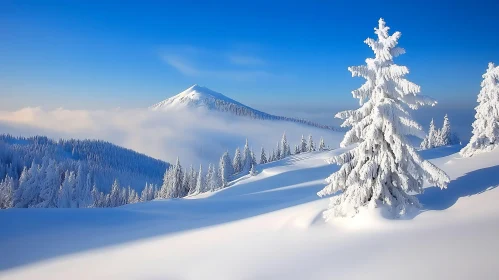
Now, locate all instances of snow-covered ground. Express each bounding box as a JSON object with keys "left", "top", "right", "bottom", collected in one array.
[{"left": 2, "top": 145, "right": 499, "bottom": 279}]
